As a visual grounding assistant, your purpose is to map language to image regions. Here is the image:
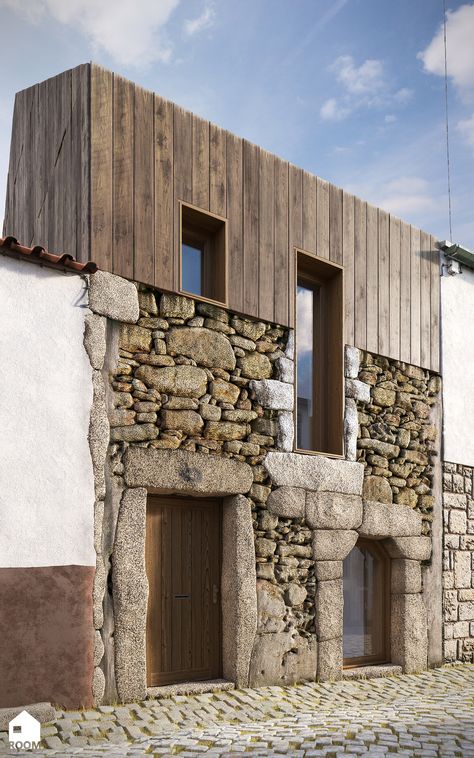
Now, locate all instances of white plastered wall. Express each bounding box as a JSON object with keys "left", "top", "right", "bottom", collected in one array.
[
  {"left": 0, "top": 255, "right": 95, "bottom": 567},
  {"left": 441, "top": 263, "right": 474, "bottom": 467}
]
